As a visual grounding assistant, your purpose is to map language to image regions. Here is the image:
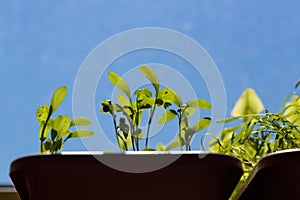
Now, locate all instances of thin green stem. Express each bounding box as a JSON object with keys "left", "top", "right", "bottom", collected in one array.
[
  {"left": 112, "top": 114, "right": 122, "bottom": 151},
  {"left": 178, "top": 112, "right": 183, "bottom": 151},
  {"left": 145, "top": 106, "right": 156, "bottom": 149},
  {"left": 40, "top": 106, "right": 52, "bottom": 153}
]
